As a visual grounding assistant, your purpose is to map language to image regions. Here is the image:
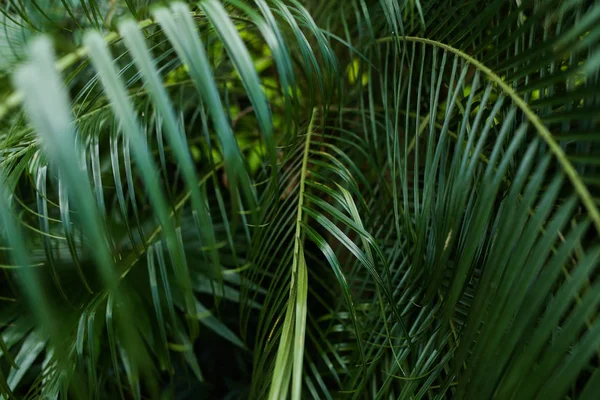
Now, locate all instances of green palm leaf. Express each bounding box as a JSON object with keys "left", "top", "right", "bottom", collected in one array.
[{"left": 0, "top": 0, "right": 598, "bottom": 398}]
